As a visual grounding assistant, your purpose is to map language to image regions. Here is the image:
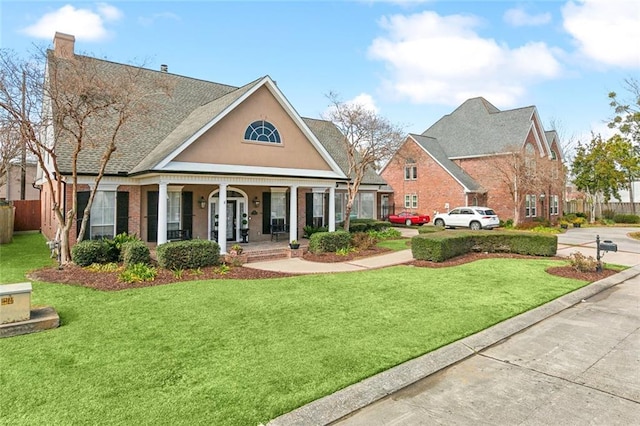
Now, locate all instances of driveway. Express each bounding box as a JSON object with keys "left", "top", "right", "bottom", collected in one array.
[{"left": 557, "top": 226, "right": 640, "bottom": 267}]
